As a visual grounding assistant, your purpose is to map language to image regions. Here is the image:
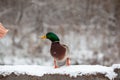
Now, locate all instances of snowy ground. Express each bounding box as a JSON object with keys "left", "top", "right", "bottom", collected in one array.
[{"left": 0, "top": 64, "right": 119, "bottom": 80}]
